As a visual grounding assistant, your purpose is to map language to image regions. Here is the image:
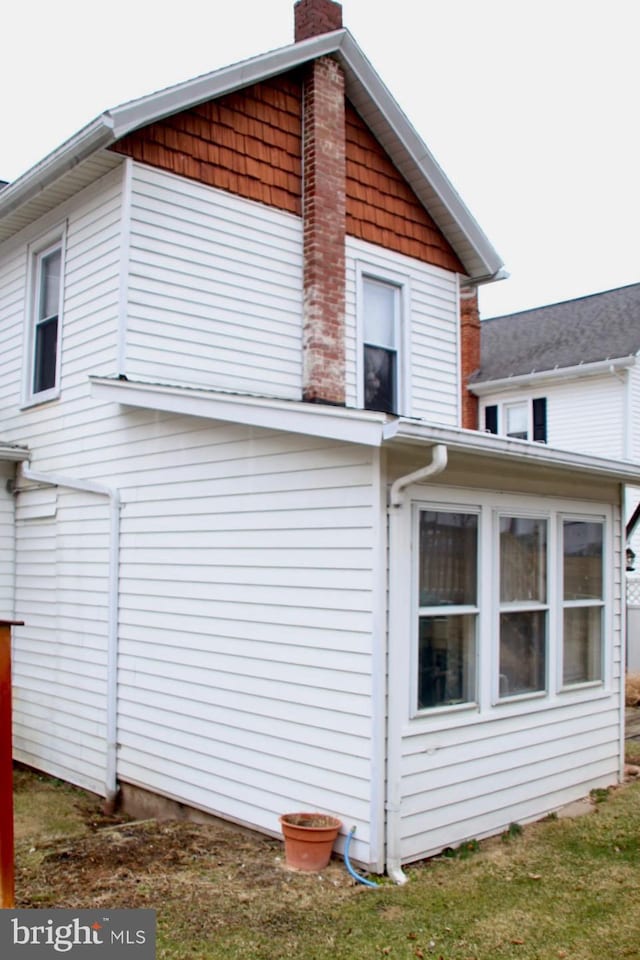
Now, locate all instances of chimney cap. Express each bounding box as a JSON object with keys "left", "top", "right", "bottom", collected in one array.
[{"left": 294, "top": 0, "right": 343, "bottom": 42}]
